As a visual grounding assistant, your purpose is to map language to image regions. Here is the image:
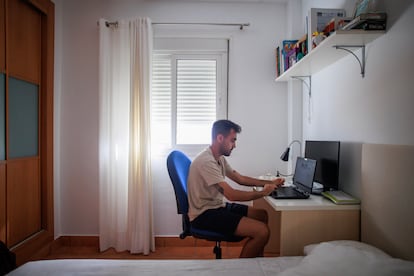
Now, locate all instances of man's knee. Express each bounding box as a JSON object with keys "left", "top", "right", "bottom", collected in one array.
[
  {"left": 256, "top": 209, "right": 269, "bottom": 224},
  {"left": 235, "top": 217, "right": 269, "bottom": 239},
  {"left": 248, "top": 207, "right": 268, "bottom": 223},
  {"left": 253, "top": 221, "right": 270, "bottom": 241},
  {"left": 260, "top": 209, "right": 268, "bottom": 224},
  {"left": 261, "top": 223, "right": 270, "bottom": 241}
]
